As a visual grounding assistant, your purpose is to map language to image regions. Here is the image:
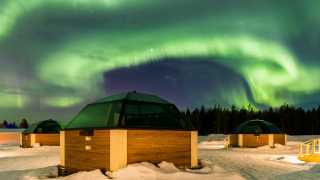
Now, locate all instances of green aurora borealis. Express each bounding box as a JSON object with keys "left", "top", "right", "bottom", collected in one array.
[{"left": 0, "top": 0, "right": 319, "bottom": 122}]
